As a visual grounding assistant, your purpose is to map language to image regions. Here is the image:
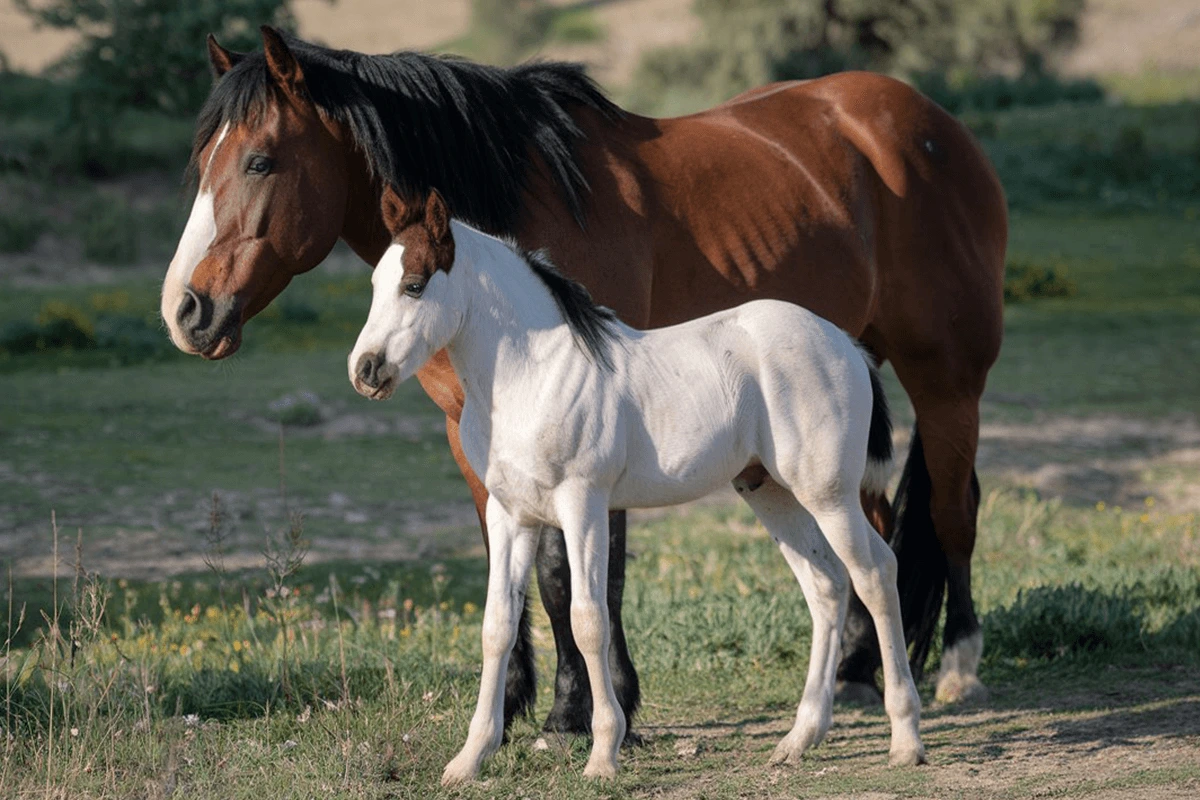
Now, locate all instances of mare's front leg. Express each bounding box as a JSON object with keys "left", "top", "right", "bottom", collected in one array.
[
  {"left": 557, "top": 488, "right": 626, "bottom": 778},
  {"left": 442, "top": 497, "right": 540, "bottom": 786},
  {"left": 539, "top": 510, "right": 640, "bottom": 739}
]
